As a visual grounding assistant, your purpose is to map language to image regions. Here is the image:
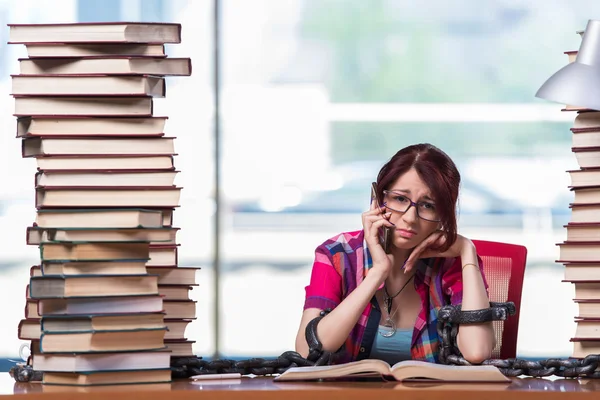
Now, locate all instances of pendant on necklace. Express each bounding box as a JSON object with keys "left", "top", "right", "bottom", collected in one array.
[
  {"left": 384, "top": 296, "right": 392, "bottom": 316},
  {"left": 379, "top": 317, "right": 396, "bottom": 338}
]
